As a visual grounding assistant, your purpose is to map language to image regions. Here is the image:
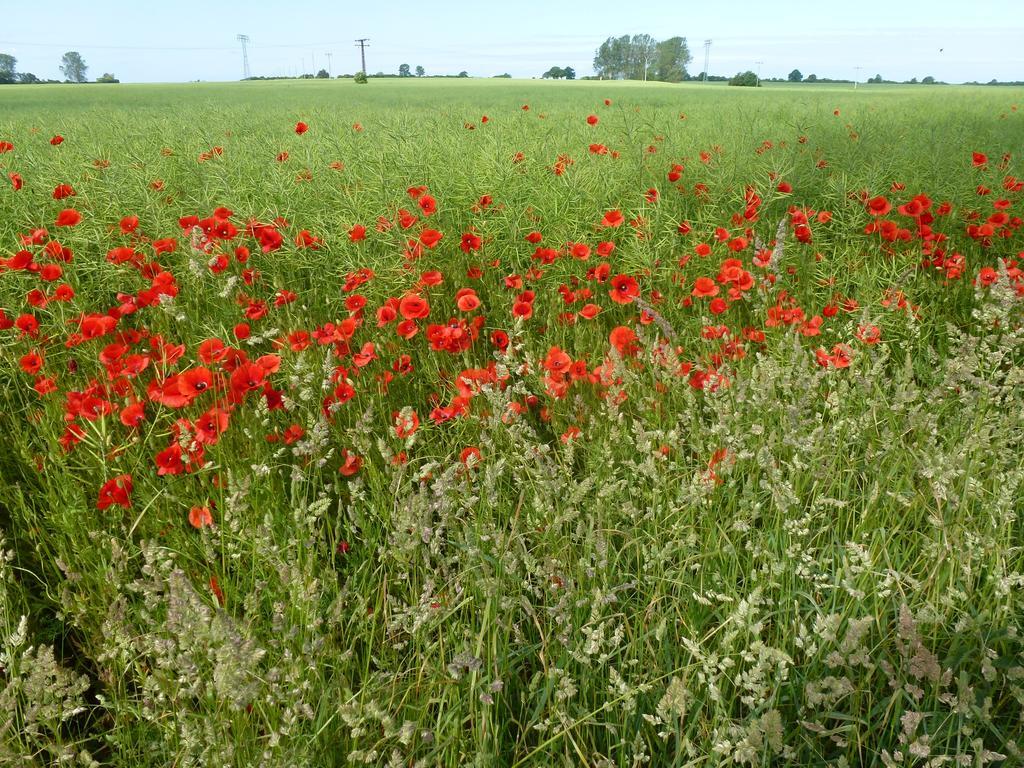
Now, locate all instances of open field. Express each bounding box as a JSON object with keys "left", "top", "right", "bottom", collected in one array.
[{"left": 1, "top": 79, "right": 1023, "bottom": 766}]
